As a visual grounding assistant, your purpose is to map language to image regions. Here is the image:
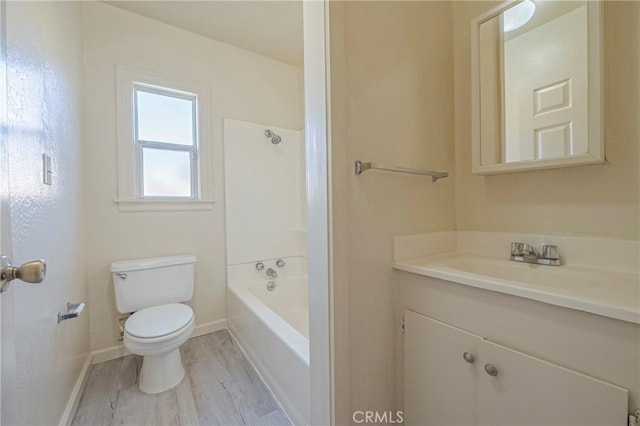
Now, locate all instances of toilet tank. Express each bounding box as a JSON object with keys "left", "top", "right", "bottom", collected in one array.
[{"left": 111, "top": 255, "right": 196, "bottom": 313}]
